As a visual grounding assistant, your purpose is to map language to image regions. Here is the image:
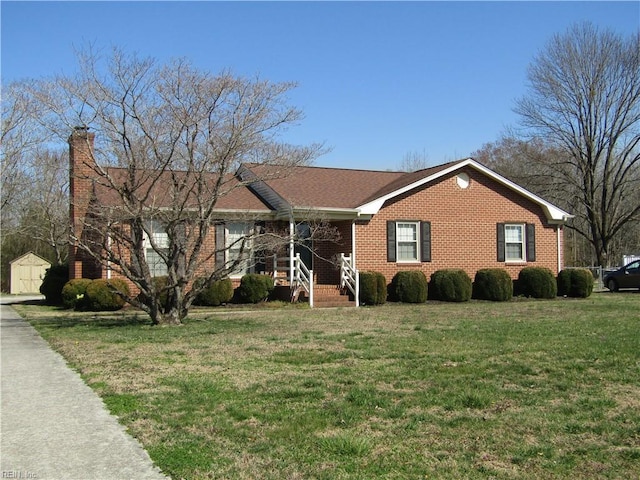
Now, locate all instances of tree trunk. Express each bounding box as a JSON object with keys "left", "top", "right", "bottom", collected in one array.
[{"left": 155, "top": 309, "right": 184, "bottom": 326}]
